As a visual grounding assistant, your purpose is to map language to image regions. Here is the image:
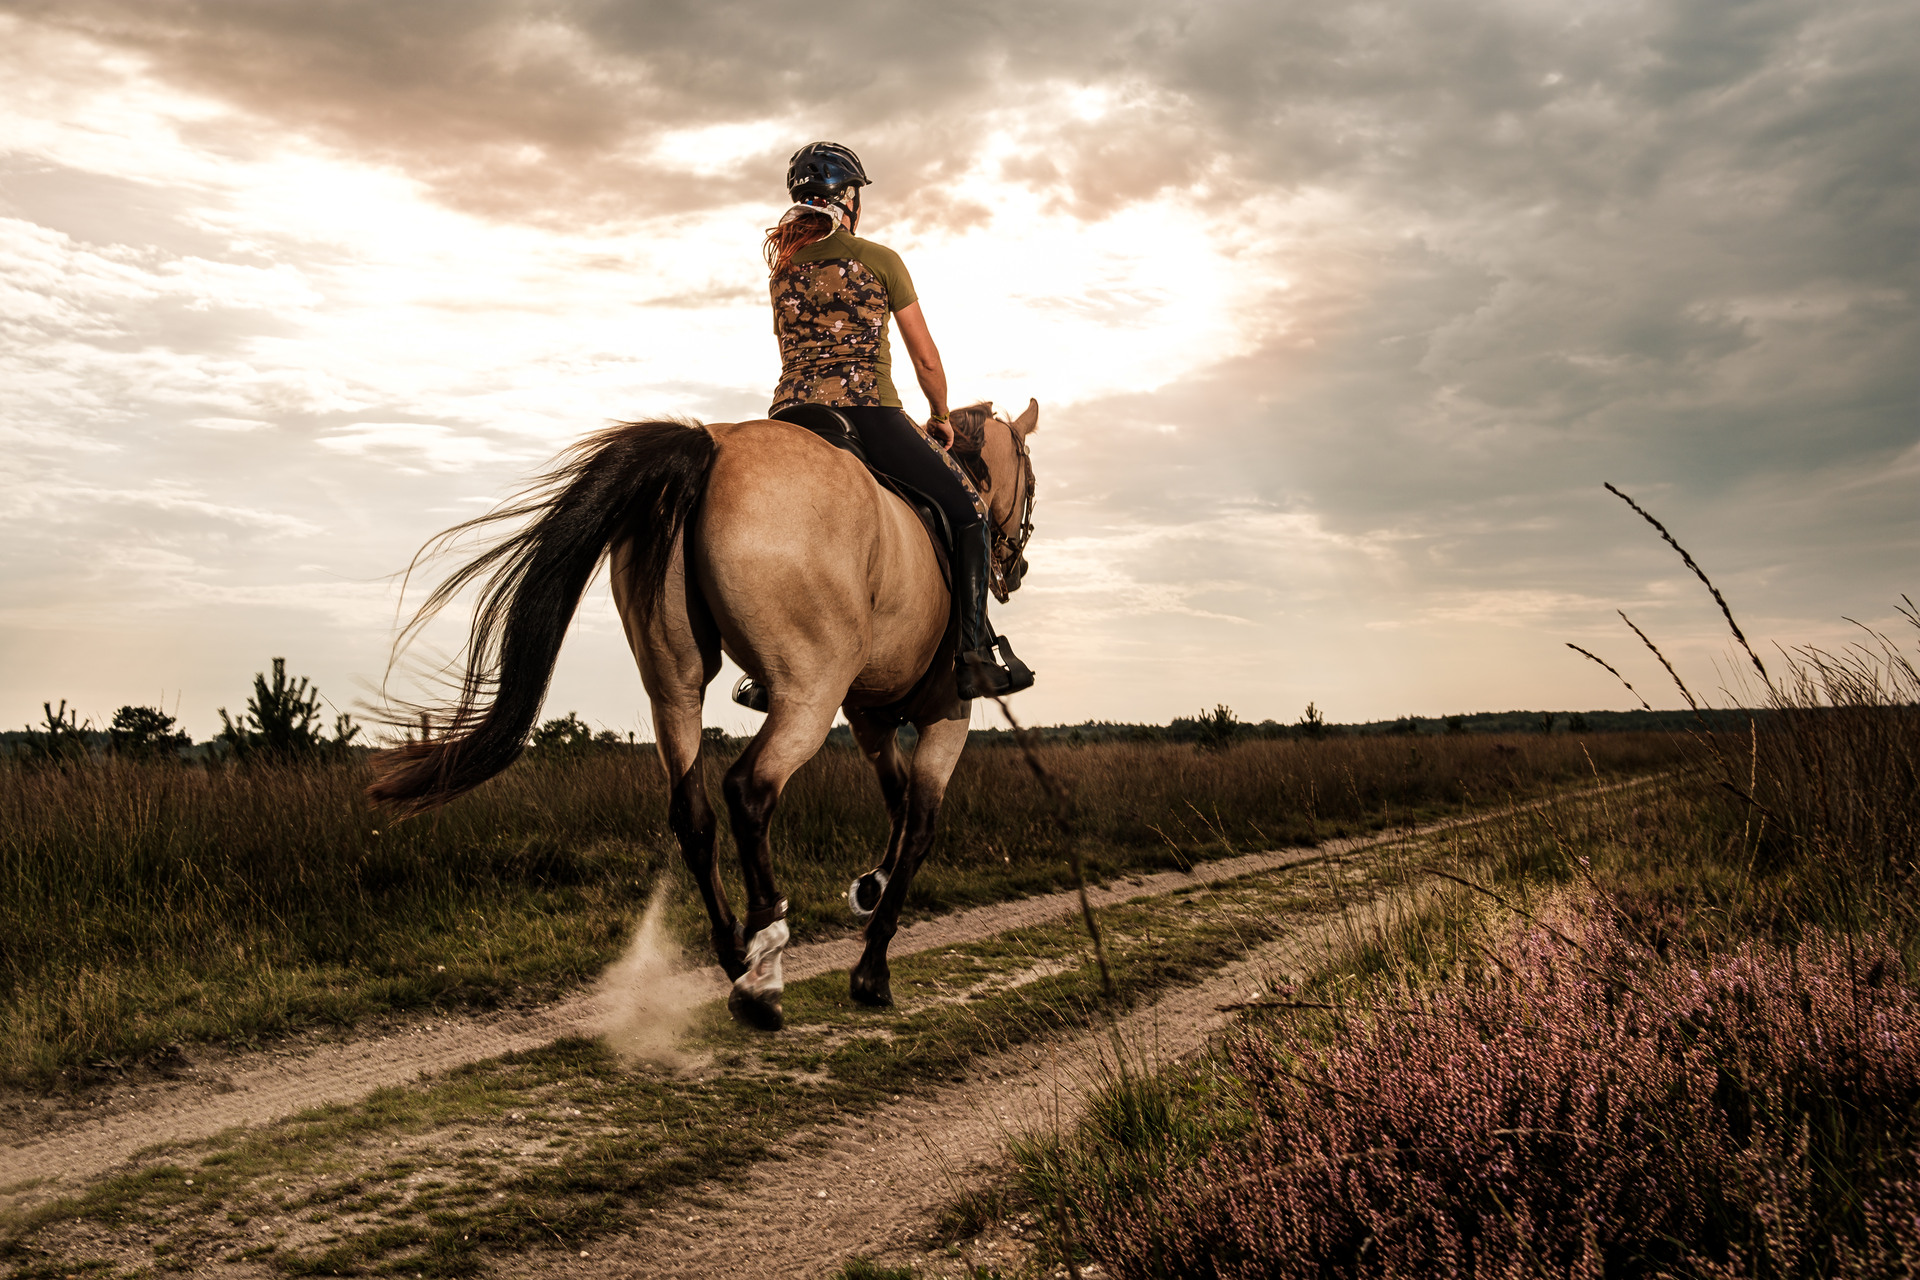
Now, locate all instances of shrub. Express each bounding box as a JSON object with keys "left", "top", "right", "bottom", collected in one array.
[
  {"left": 1041, "top": 918, "right": 1920, "bottom": 1279},
  {"left": 15, "top": 700, "right": 94, "bottom": 764},
  {"left": 107, "top": 705, "right": 192, "bottom": 760},
  {"left": 527, "top": 711, "right": 600, "bottom": 756},
  {"left": 1194, "top": 704, "right": 1240, "bottom": 753}
]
